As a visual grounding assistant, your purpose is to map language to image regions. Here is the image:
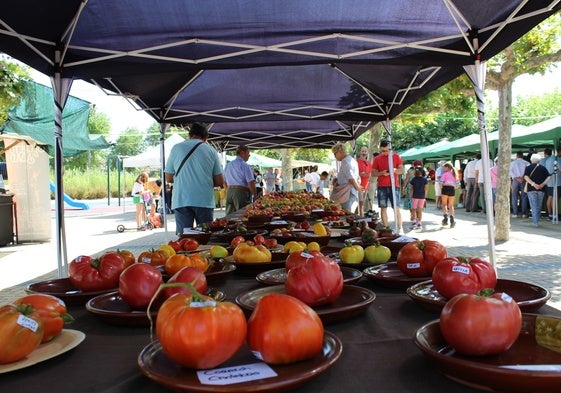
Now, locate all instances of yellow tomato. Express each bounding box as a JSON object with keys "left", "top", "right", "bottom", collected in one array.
[
  {"left": 210, "top": 245, "right": 229, "bottom": 258},
  {"left": 289, "top": 243, "right": 306, "bottom": 254},
  {"left": 313, "top": 222, "right": 328, "bottom": 236},
  {"left": 307, "top": 241, "right": 321, "bottom": 252},
  {"left": 284, "top": 241, "right": 300, "bottom": 253},
  {"left": 157, "top": 244, "right": 176, "bottom": 258}
]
